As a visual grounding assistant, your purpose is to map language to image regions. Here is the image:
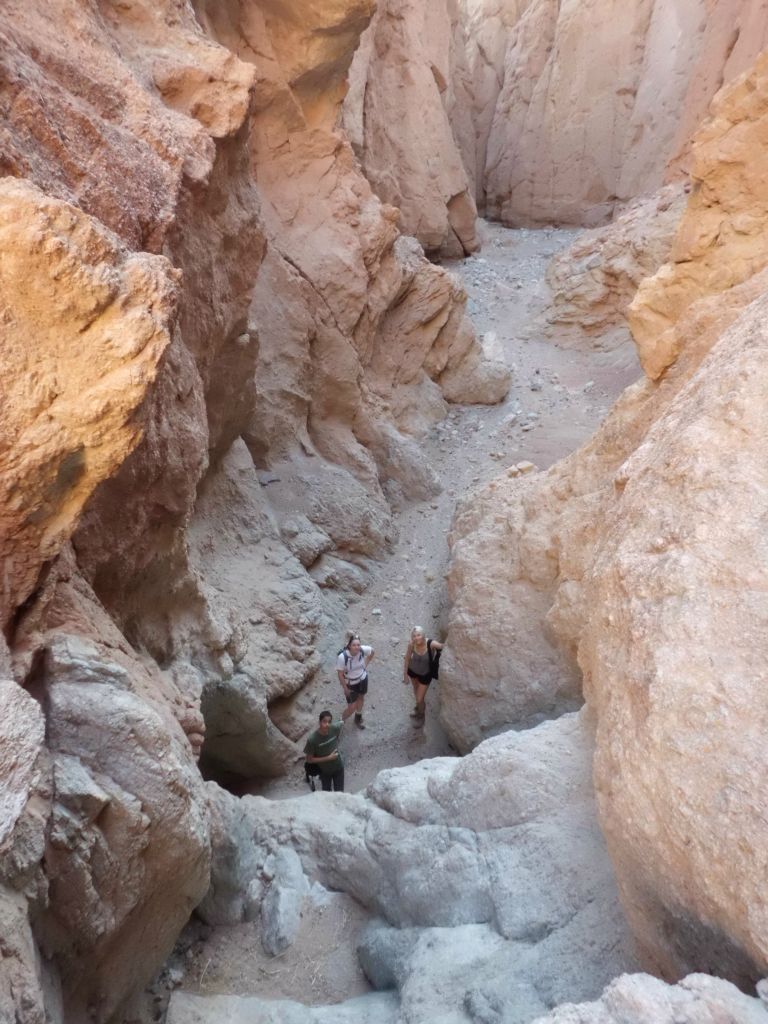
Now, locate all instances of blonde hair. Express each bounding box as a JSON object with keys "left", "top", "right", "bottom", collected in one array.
[{"left": 411, "top": 626, "right": 425, "bottom": 639}]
